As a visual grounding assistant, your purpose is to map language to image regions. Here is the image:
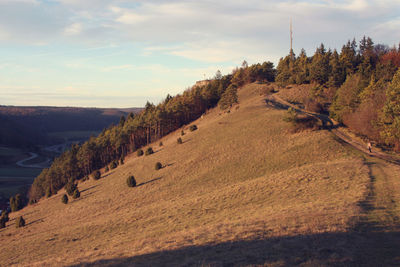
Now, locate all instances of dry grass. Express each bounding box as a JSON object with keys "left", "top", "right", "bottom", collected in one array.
[{"left": 0, "top": 83, "right": 384, "bottom": 266}]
